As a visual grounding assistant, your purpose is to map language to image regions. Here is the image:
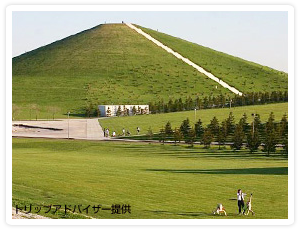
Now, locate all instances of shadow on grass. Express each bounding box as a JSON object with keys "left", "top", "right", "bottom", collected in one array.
[
  {"left": 176, "top": 152, "right": 288, "bottom": 160},
  {"left": 143, "top": 210, "right": 239, "bottom": 218},
  {"left": 144, "top": 210, "right": 209, "bottom": 217},
  {"left": 145, "top": 167, "right": 288, "bottom": 175},
  {"left": 66, "top": 113, "right": 87, "bottom": 118}
]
